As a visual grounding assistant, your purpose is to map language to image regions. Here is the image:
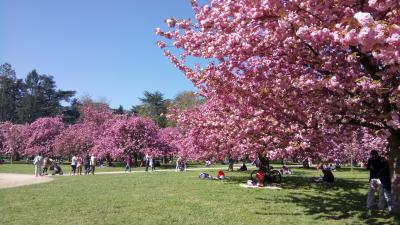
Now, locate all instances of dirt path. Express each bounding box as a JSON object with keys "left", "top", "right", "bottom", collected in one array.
[{"left": 0, "top": 173, "right": 53, "bottom": 189}]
